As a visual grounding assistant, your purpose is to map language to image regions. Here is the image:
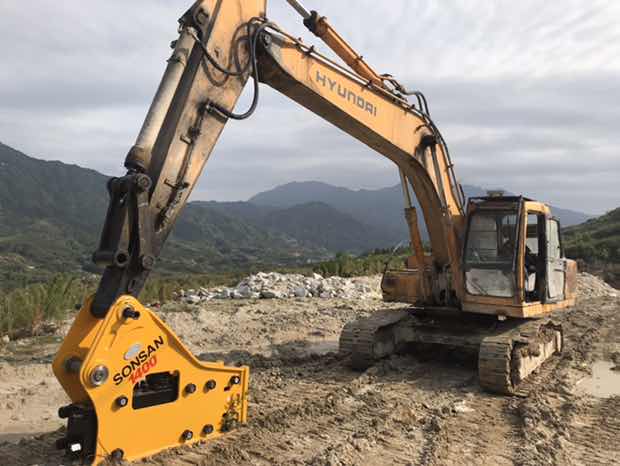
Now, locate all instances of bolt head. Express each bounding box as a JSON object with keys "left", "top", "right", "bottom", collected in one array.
[
  {"left": 58, "top": 405, "right": 73, "bottom": 419},
  {"left": 115, "top": 396, "right": 128, "bottom": 408},
  {"left": 89, "top": 365, "right": 109, "bottom": 387},
  {"left": 182, "top": 430, "right": 193, "bottom": 441},
  {"left": 230, "top": 375, "right": 241, "bottom": 385},
  {"left": 141, "top": 255, "right": 155, "bottom": 270},
  {"left": 205, "top": 379, "right": 216, "bottom": 390},
  {"left": 135, "top": 174, "right": 152, "bottom": 191},
  {"left": 202, "top": 424, "right": 214, "bottom": 435},
  {"left": 122, "top": 308, "right": 140, "bottom": 320},
  {"left": 111, "top": 448, "right": 124, "bottom": 460},
  {"left": 64, "top": 356, "right": 82, "bottom": 374},
  {"left": 185, "top": 383, "right": 197, "bottom": 394}
]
